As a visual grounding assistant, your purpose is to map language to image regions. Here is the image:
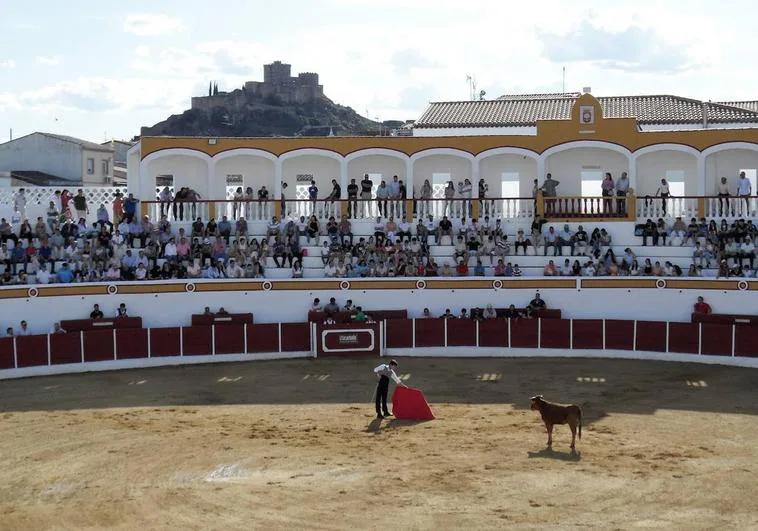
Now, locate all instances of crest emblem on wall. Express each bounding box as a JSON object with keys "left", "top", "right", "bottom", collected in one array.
[{"left": 580, "top": 106, "right": 595, "bottom": 125}]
